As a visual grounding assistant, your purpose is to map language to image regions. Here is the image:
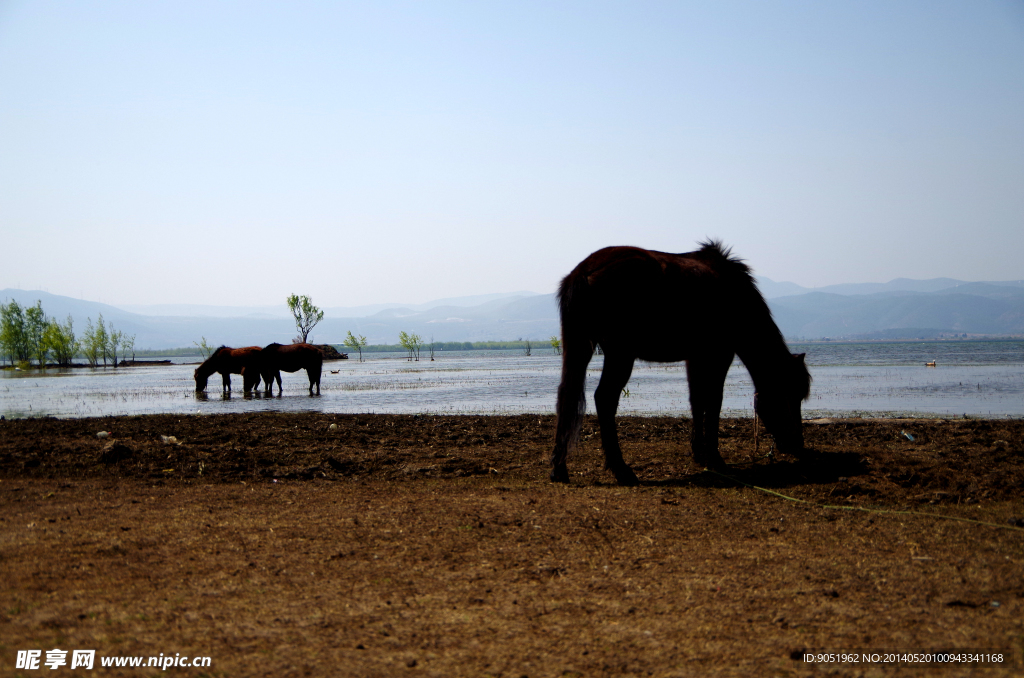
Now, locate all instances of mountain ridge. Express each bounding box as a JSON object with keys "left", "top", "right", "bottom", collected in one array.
[
  {"left": 757, "top": 276, "right": 1024, "bottom": 299},
  {"left": 4, "top": 278, "right": 1024, "bottom": 349}
]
